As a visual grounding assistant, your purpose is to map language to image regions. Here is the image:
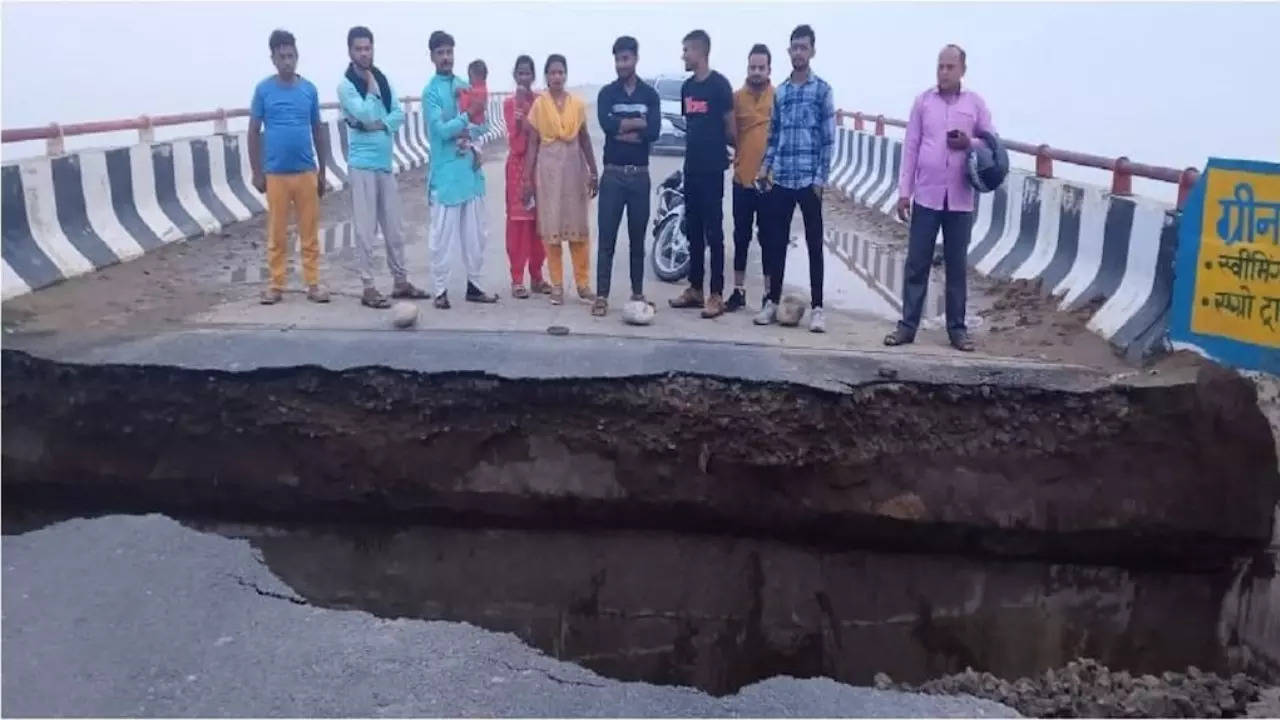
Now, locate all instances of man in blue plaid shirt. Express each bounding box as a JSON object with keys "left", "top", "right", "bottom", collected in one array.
[{"left": 754, "top": 24, "right": 835, "bottom": 333}]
